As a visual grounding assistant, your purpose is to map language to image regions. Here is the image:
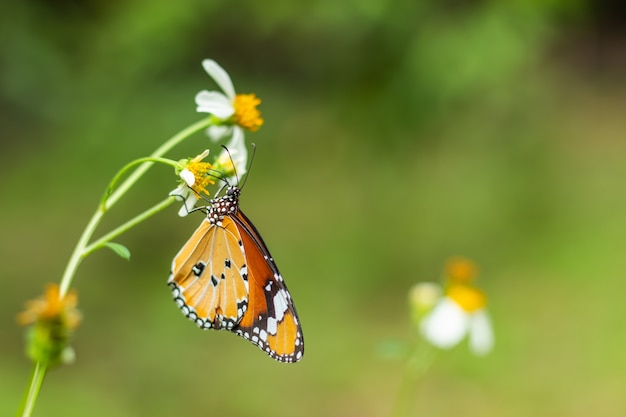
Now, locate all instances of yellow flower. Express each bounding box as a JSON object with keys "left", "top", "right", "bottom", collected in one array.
[
  {"left": 18, "top": 284, "right": 80, "bottom": 328},
  {"left": 182, "top": 154, "right": 215, "bottom": 197},
  {"left": 171, "top": 150, "right": 216, "bottom": 216},
  {"left": 18, "top": 284, "right": 81, "bottom": 365}
]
